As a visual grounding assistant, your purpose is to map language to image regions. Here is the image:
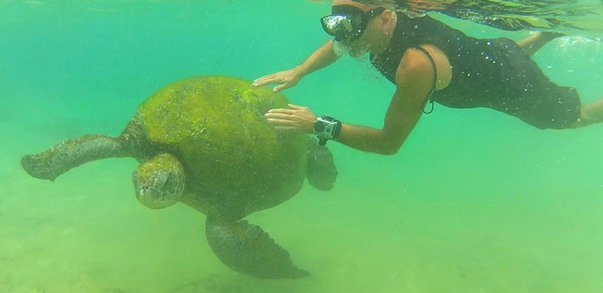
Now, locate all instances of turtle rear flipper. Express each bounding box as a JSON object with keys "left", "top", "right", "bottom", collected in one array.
[
  {"left": 205, "top": 217, "right": 309, "bottom": 279},
  {"left": 21, "top": 135, "right": 129, "bottom": 181},
  {"left": 306, "top": 139, "right": 338, "bottom": 191}
]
